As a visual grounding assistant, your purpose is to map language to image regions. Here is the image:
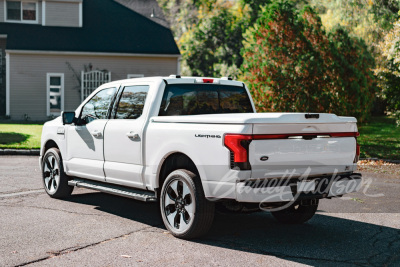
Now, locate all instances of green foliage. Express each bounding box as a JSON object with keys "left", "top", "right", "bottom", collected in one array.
[
  {"left": 239, "top": 0, "right": 271, "bottom": 25},
  {"left": 375, "top": 17, "right": 400, "bottom": 125},
  {"left": 179, "top": 1, "right": 248, "bottom": 77},
  {"left": 241, "top": 0, "right": 376, "bottom": 121},
  {"left": 157, "top": 0, "right": 200, "bottom": 40},
  {"left": 159, "top": 0, "right": 379, "bottom": 122},
  {"left": 307, "top": 0, "right": 399, "bottom": 121},
  {"left": 328, "top": 26, "right": 376, "bottom": 121},
  {"left": 370, "top": 0, "right": 400, "bottom": 30},
  {"left": 308, "top": 0, "right": 399, "bottom": 49}
]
